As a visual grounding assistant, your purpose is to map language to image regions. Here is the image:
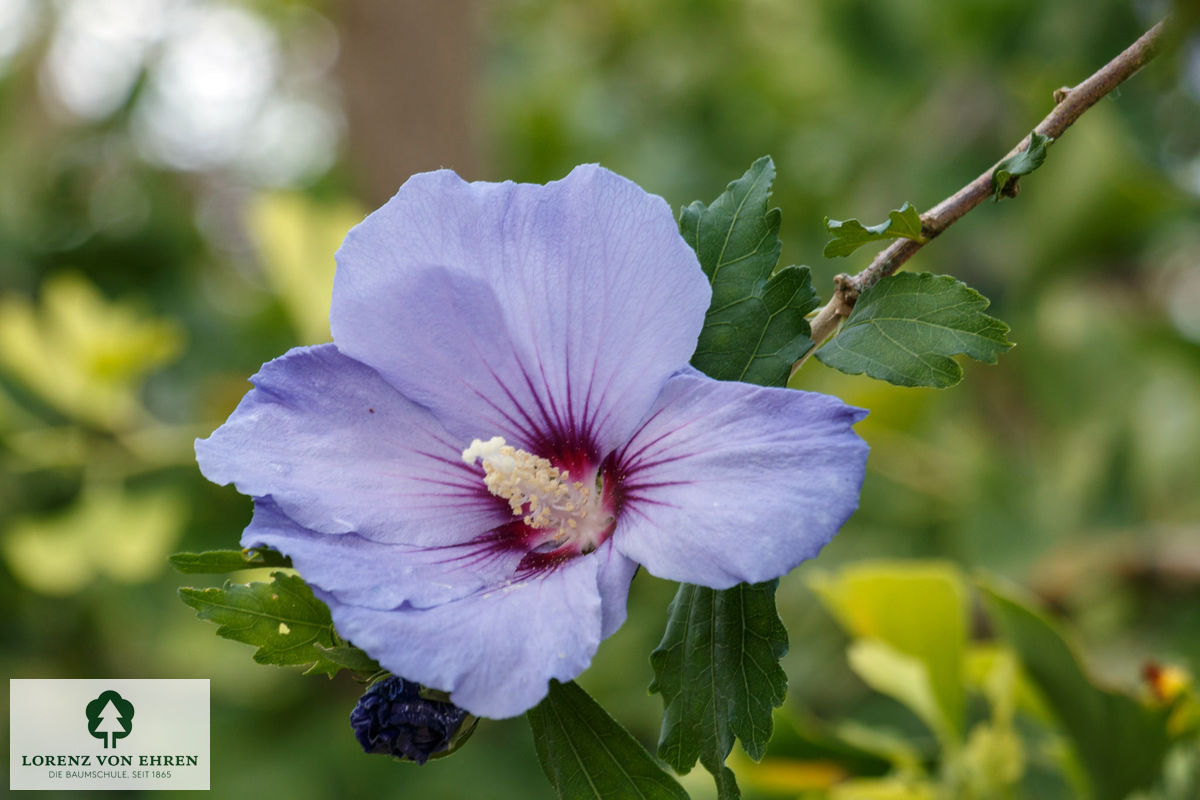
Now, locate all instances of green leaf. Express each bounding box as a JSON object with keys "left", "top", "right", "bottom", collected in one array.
[
  {"left": 248, "top": 193, "right": 366, "bottom": 342},
  {"left": 823, "top": 203, "right": 925, "bottom": 258},
  {"left": 811, "top": 561, "right": 967, "bottom": 741},
  {"left": 830, "top": 777, "right": 938, "bottom": 800},
  {"left": 169, "top": 548, "right": 292, "bottom": 574},
  {"left": 526, "top": 680, "right": 689, "bottom": 800},
  {"left": 426, "top": 715, "right": 481, "bottom": 763},
  {"left": 831, "top": 721, "right": 924, "bottom": 773},
  {"left": 4, "top": 486, "right": 184, "bottom": 595},
  {"left": 960, "top": 721, "right": 1025, "bottom": 796},
  {"left": 992, "top": 132, "right": 1052, "bottom": 200},
  {"left": 312, "top": 643, "right": 381, "bottom": 675},
  {"left": 814, "top": 272, "right": 1013, "bottom": 387},
  {"left": 980, "top": 579, "right": 1175, "bottom": 800},
  {"left": 650, "top": 581, "right": 788, "bottom": 799},
  {"left": 751, "top": 712, "right": 893, "bottom": 780},
  {"left": 846, "top": 639, "right": 954, "bottom": 747},
  {"left": 683, "top": 156, "right": 819, "bottom": 387},
  {"left": 179, "top": 571, "right": 358, "bottom": 678},
  {"left": 0, "top": 272, "right": 183, "bottom": 430}
]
